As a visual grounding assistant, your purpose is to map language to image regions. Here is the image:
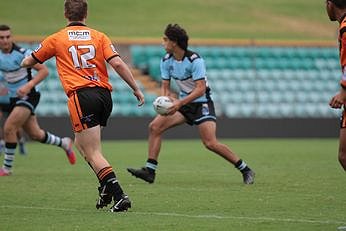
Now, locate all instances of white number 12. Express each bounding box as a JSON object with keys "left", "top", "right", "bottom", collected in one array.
[{"left": 68, "top": 45, "right": 96, "bottom": 69}]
